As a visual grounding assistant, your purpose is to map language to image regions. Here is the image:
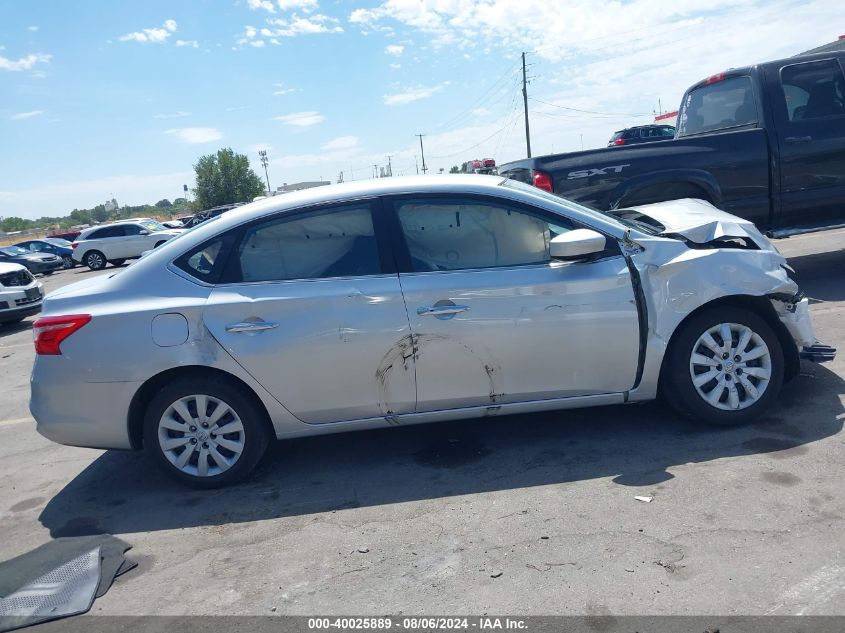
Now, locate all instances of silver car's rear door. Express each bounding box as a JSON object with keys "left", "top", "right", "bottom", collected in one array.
[
  {"left": 201, "top": 201, "right": 415, "bottom": 424},
  {"left": 387, "top": 194, "right": 641, "bottom": 412}
]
